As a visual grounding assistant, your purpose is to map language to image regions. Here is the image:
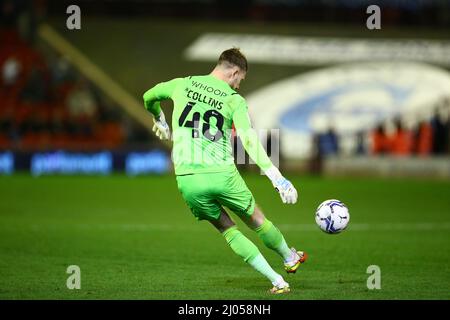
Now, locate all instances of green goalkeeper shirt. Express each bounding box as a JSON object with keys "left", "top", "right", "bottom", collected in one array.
[{"left": 143, "top": 74, "right": 273, "bottom": 175}]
